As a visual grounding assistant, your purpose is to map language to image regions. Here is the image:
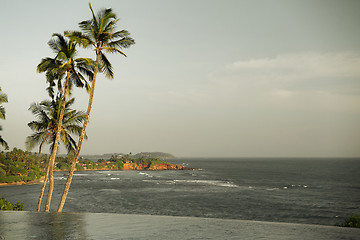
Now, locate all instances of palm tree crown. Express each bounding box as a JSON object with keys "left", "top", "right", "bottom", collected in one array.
[
  {"left": 26, "top": 95, "right": 87, "bottom": 155},
  {"left": 0, "top": 87, "right": 8, "bottom": 120},
  {"left": 66, "top": 3, "right": 135, "bottom": 79},
  {"left": 0, "top": 87, "right": 8, "bottom": 149},
  {"left": 37, "top": 33, "right": 94, "bottom": 97}
]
